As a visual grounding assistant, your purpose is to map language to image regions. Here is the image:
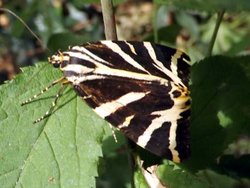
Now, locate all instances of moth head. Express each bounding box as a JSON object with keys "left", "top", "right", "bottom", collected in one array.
[{"left": 48, "top": 50, "right": 69, "bottom": 69}]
